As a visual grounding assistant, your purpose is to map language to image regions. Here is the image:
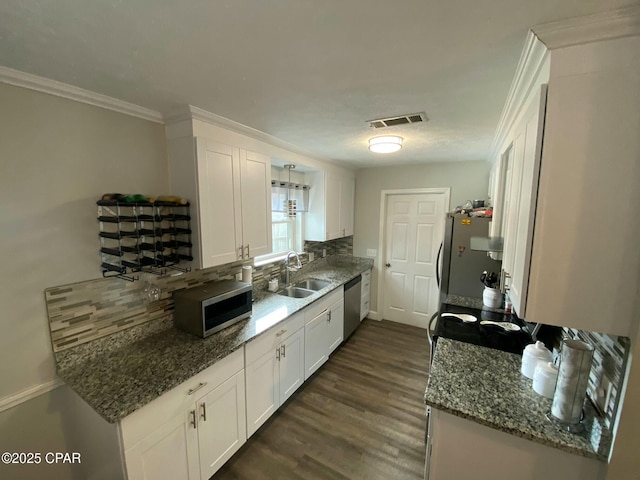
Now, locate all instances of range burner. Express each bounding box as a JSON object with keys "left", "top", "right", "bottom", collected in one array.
[{"left": 434, "top": 303, "right": 532, "bottom": 355}]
